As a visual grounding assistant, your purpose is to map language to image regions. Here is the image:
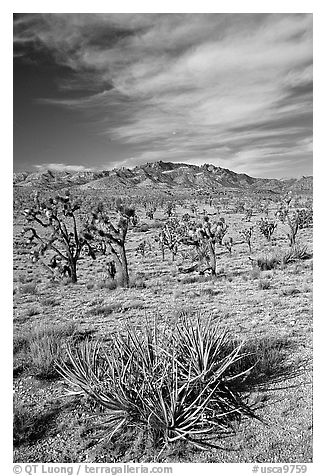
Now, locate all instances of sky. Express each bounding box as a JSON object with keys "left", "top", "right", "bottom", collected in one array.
[{"left": 13, "top": 13, "right": 313, "bottom": 178}]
